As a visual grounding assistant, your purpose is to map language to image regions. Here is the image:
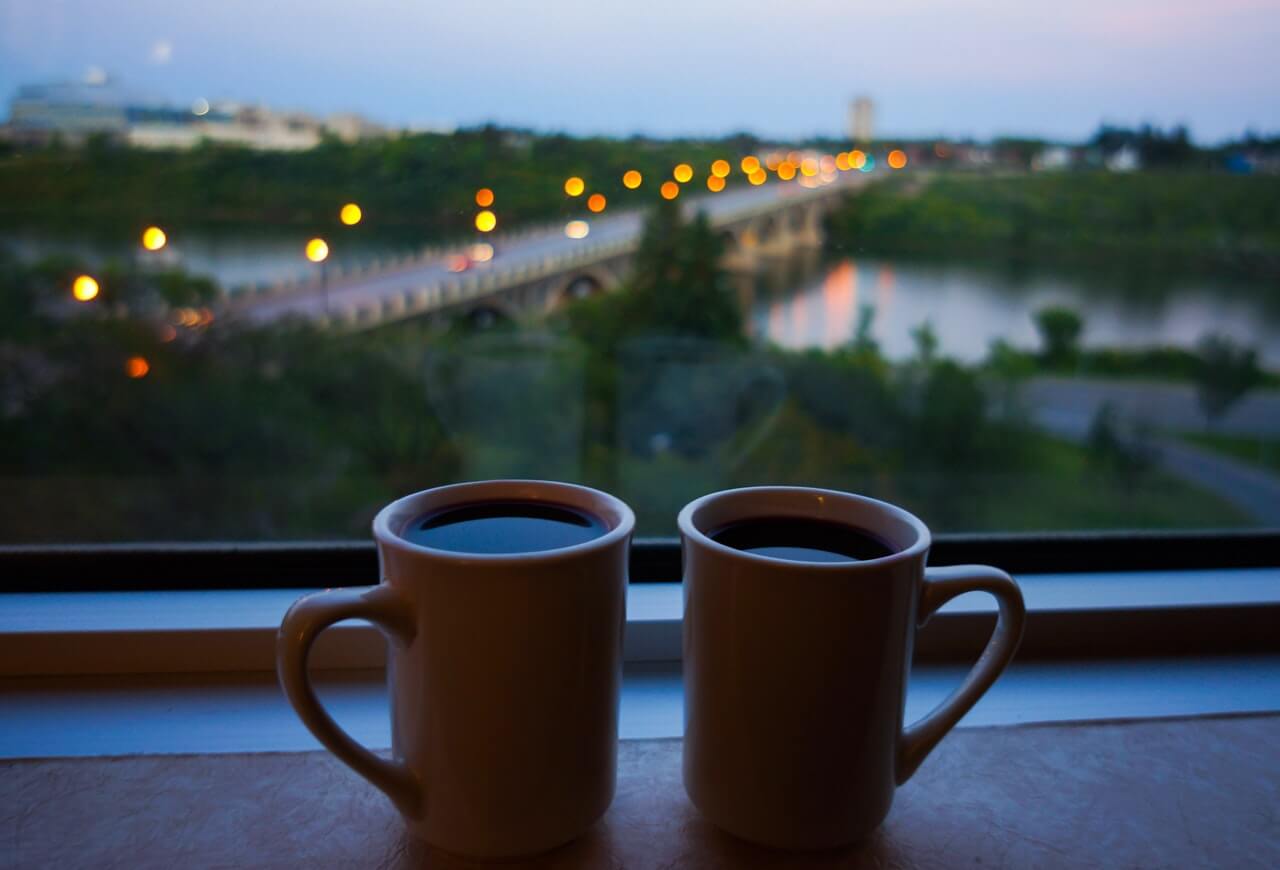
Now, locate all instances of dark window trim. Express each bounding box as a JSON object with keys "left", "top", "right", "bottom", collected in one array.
[{"left": 2, "top": 529, "right": 1278, "bottom": 593}]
